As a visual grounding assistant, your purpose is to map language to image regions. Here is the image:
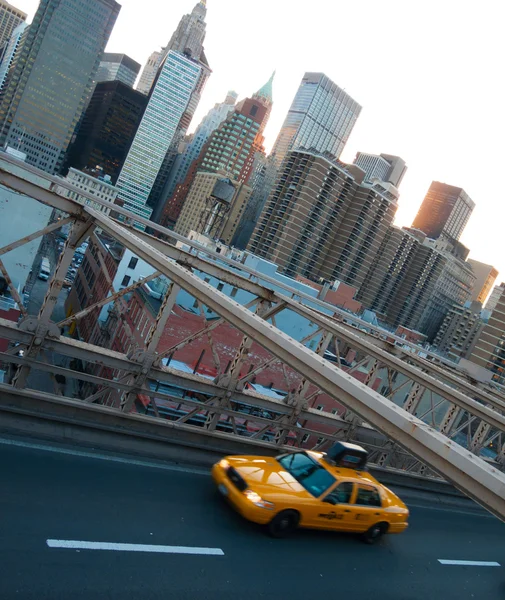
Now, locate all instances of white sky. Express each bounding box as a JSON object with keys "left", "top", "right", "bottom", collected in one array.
[{"left": 15, "top": 0, "right": 505, "bottom": 281}]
